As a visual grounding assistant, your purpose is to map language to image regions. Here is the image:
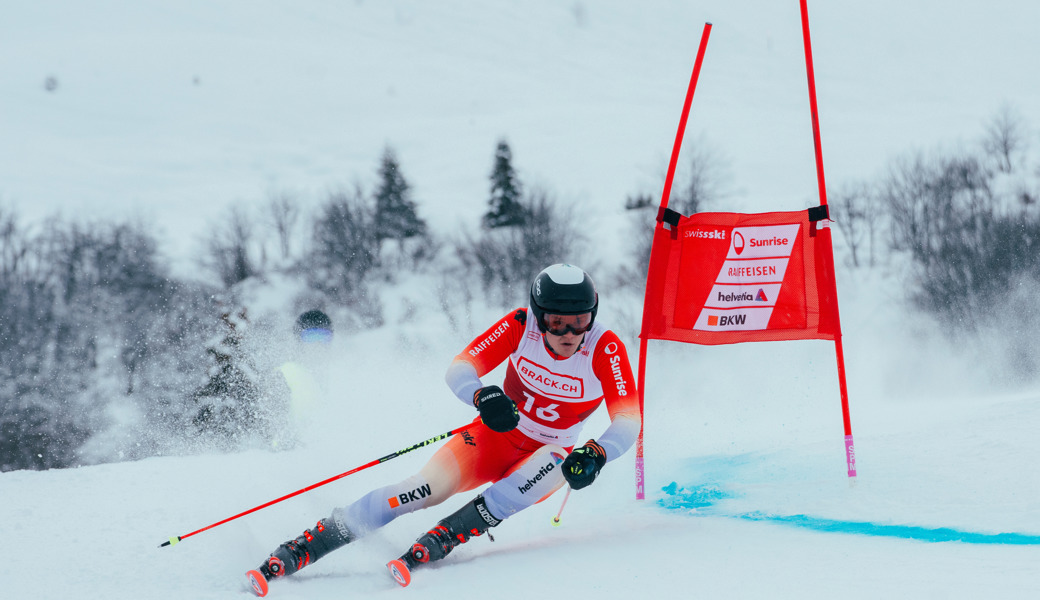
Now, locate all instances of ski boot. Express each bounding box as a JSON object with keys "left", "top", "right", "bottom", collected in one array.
[
  {"left": 247, "top": 516, "right": 353, "bottom": 597},
  {"left": 387, "top": 495, "right": 501, "bottom": 587}
]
